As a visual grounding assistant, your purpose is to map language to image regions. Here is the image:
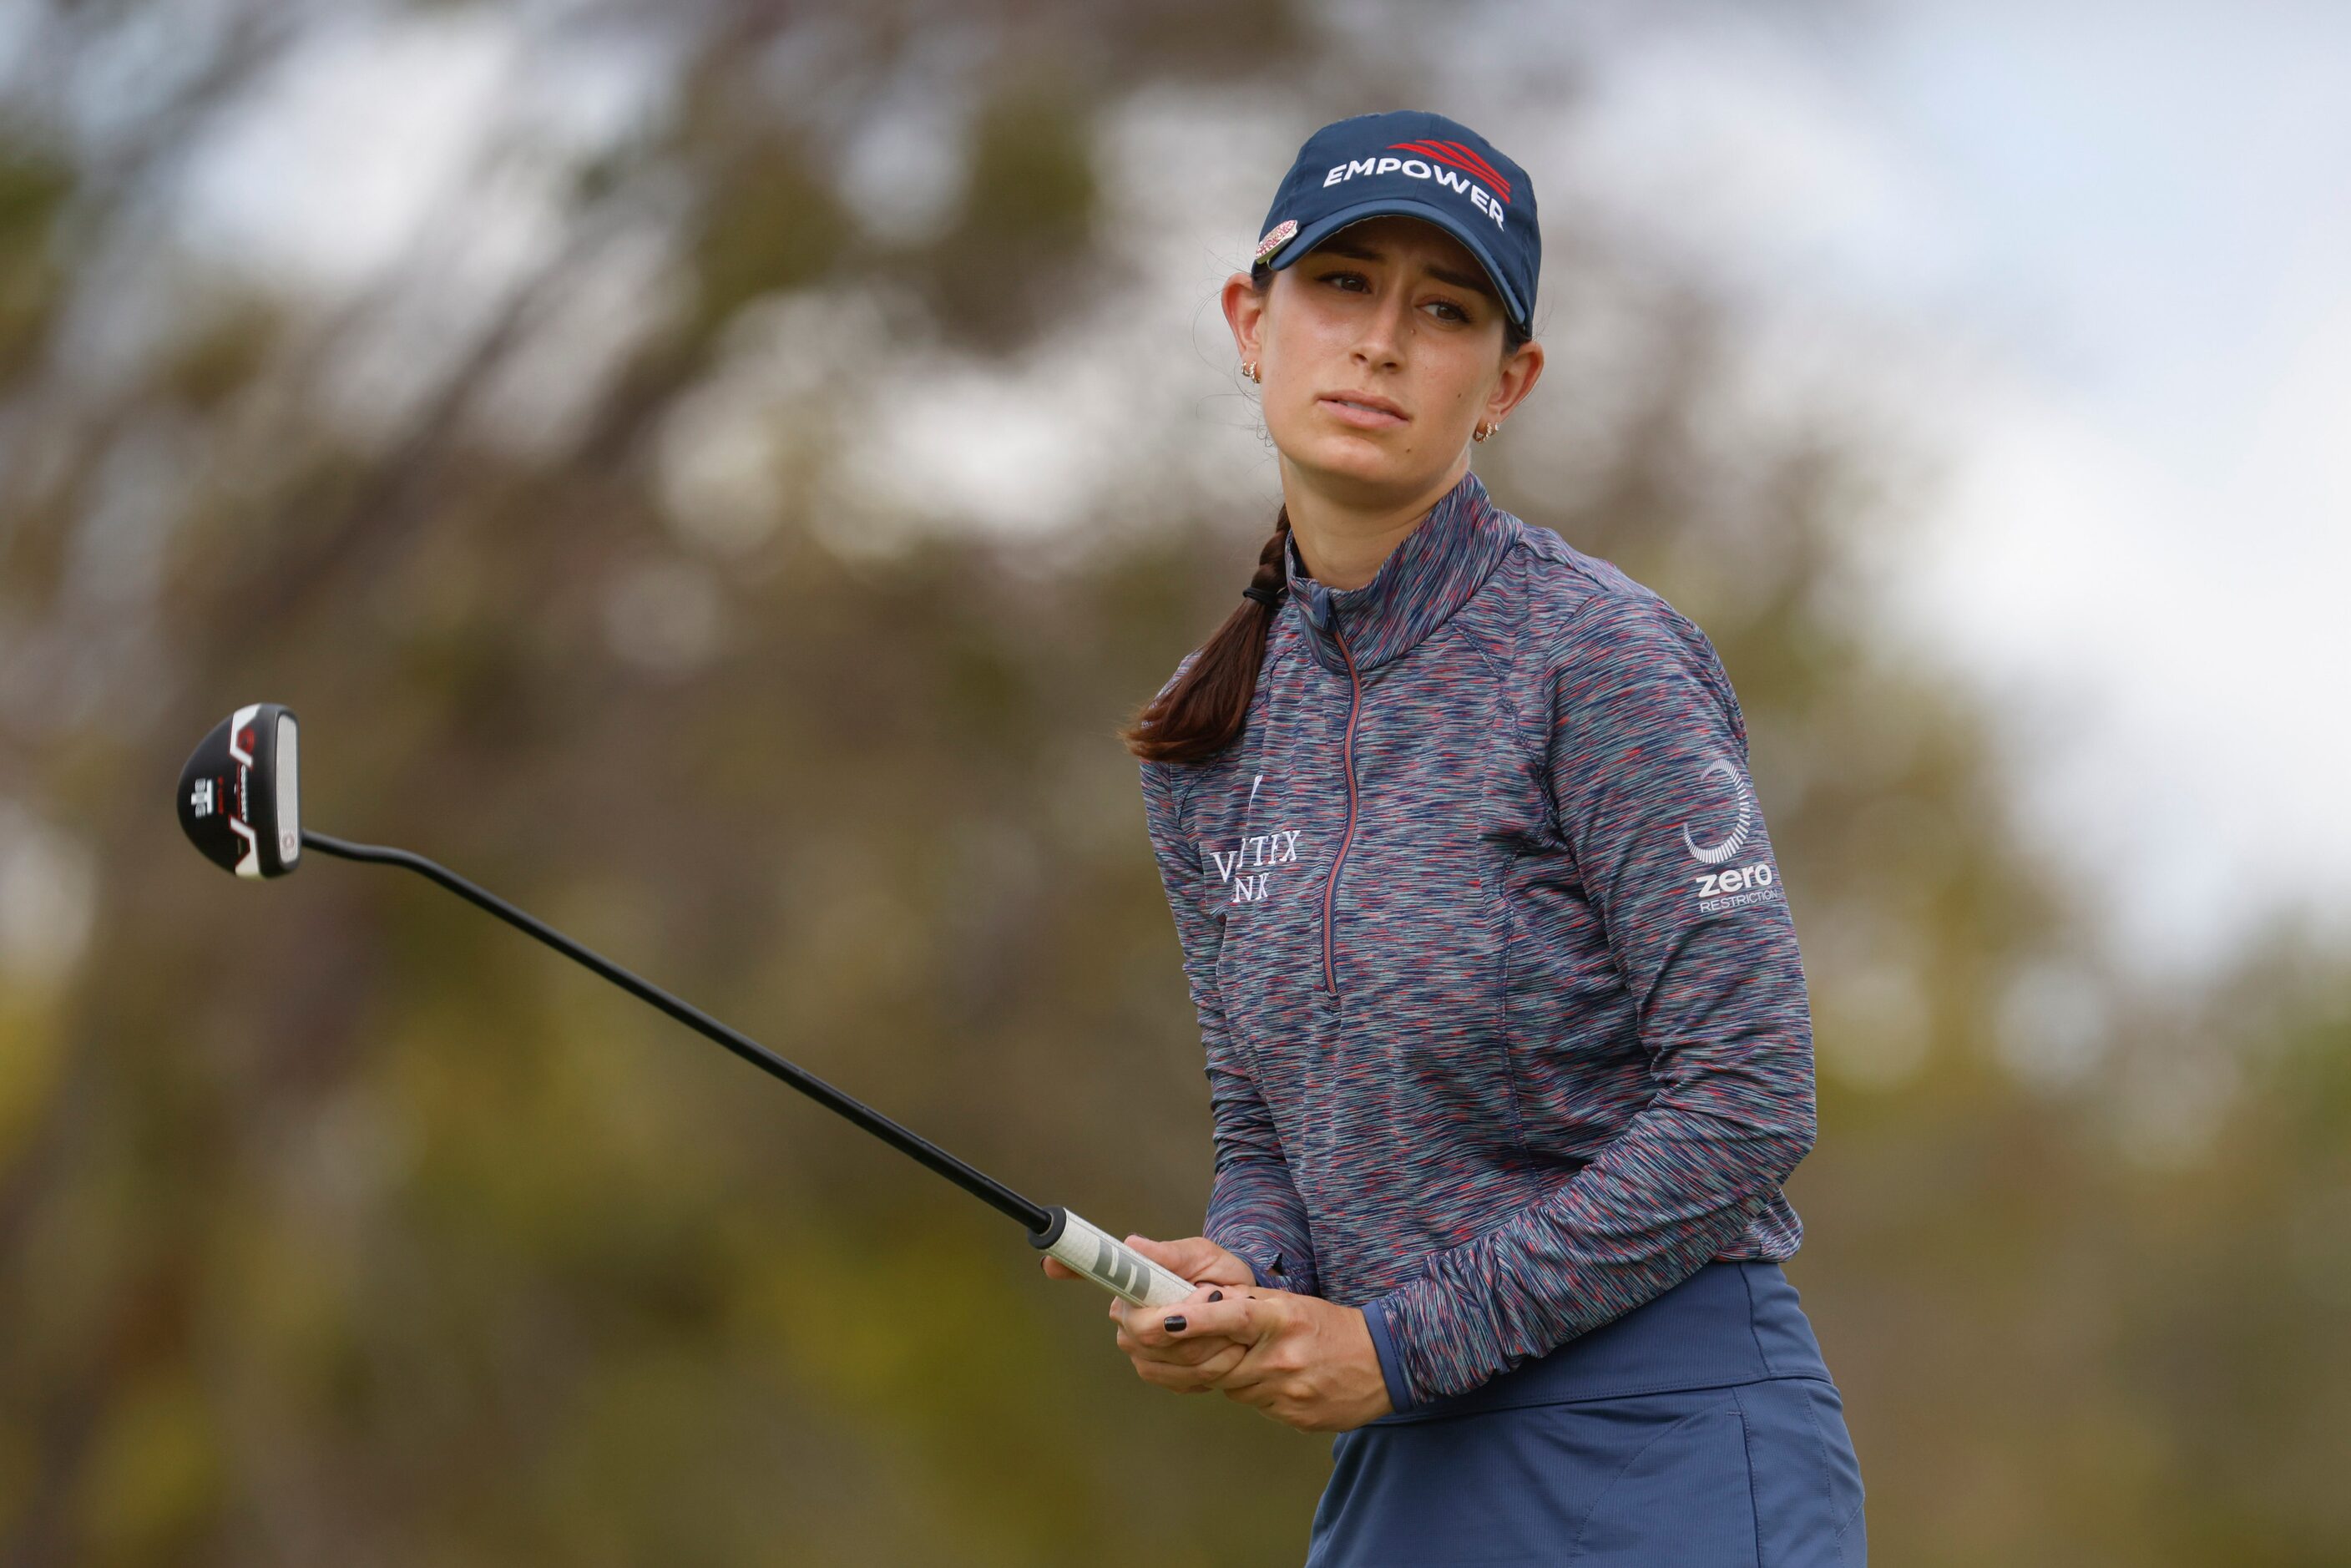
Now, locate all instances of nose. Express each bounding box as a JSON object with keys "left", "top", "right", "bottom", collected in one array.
[{"left": 1349, "top": 286, "right": 1412, "bottom": 369}]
